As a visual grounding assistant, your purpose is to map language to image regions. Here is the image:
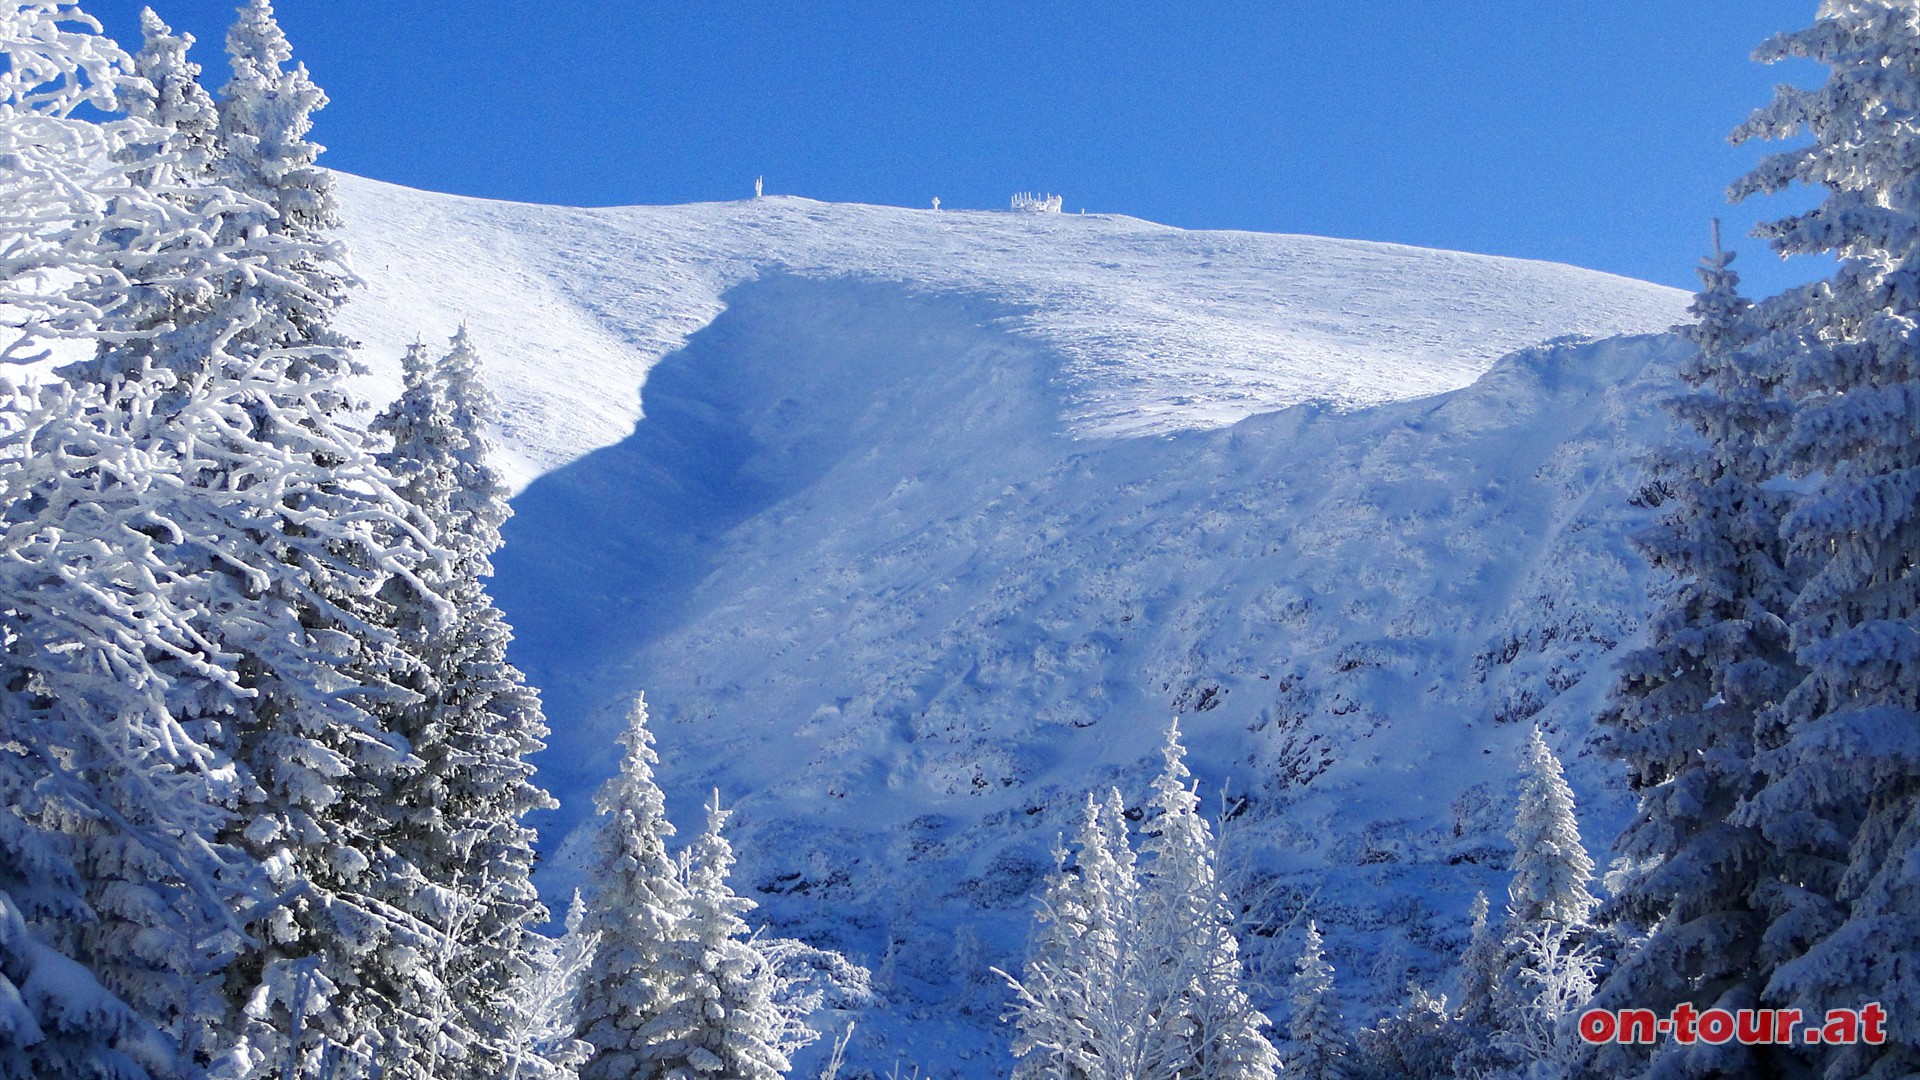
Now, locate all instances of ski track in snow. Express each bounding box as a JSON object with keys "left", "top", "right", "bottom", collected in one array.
[{"left": 332, "top": 174, "right": 1692, "bottom": 1073}]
